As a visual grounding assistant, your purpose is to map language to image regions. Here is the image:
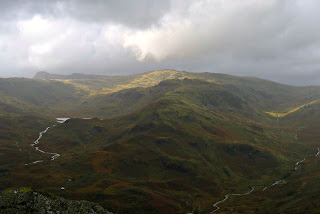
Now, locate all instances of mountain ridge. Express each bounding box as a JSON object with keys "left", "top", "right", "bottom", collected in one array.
[{"left": 33, "top": 71, "right": 112, "bottom": 80}]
